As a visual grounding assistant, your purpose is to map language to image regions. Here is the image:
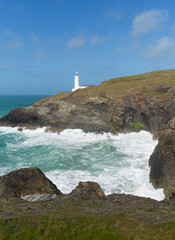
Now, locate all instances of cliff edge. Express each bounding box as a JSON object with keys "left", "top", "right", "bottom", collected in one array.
[{"left": 0, "top": 69, "right": 175, "bottom": 198}]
